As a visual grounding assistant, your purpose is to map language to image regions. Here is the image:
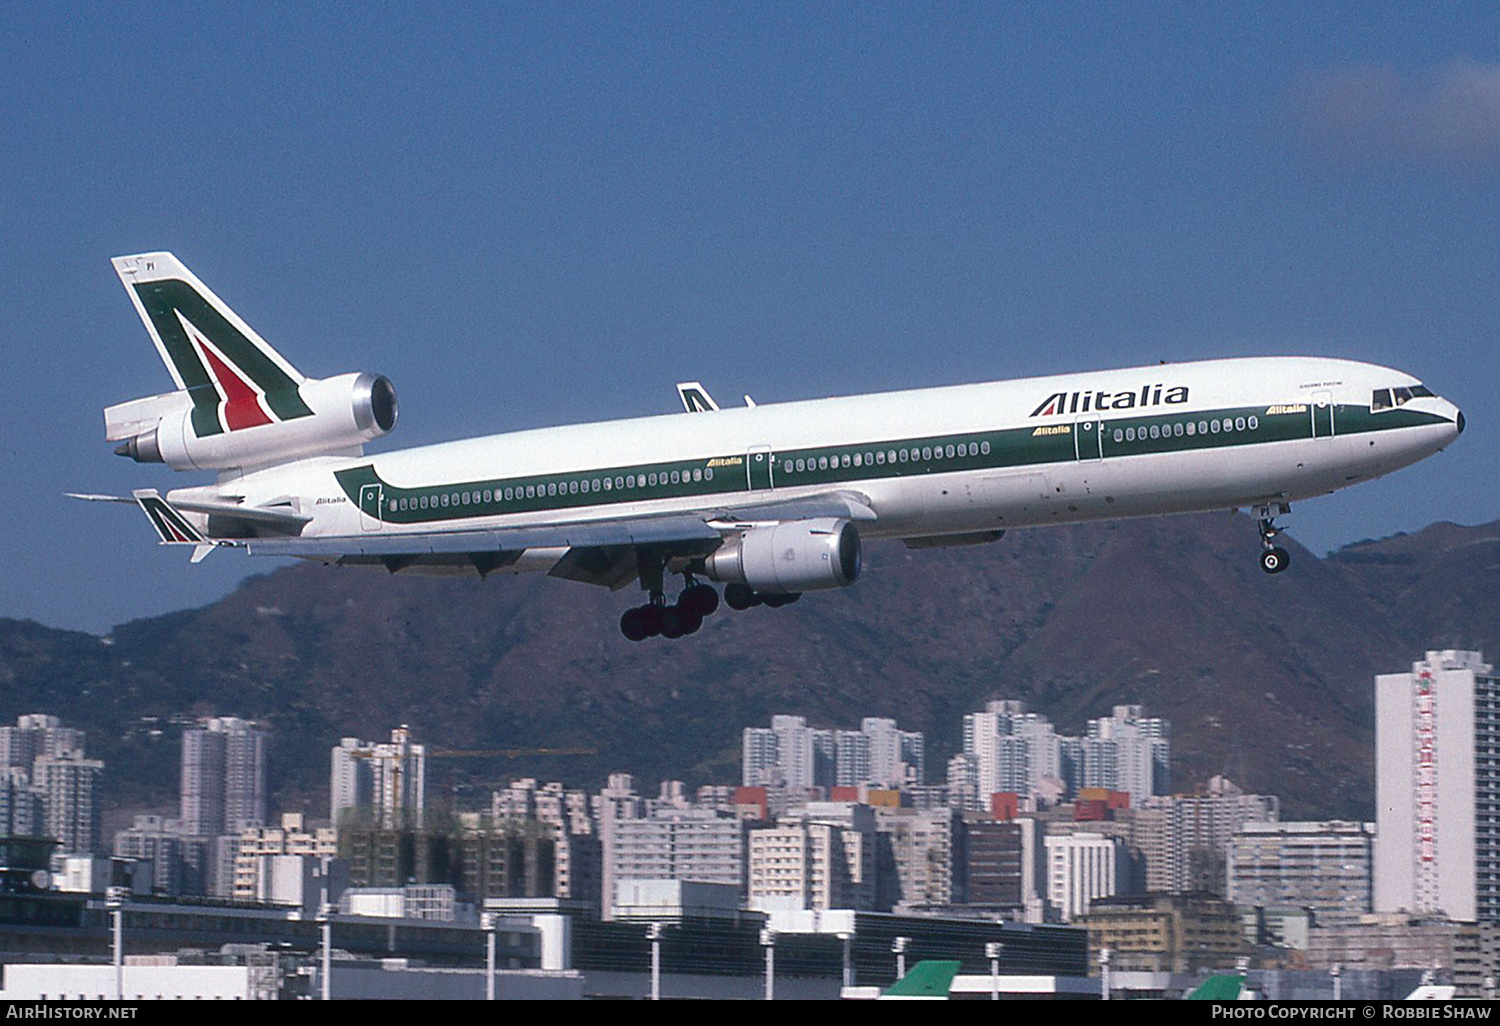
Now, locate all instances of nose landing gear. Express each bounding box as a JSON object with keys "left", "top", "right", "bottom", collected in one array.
[{"left": 1255, "top": 503, "right": 1291, "bottom": 575}]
